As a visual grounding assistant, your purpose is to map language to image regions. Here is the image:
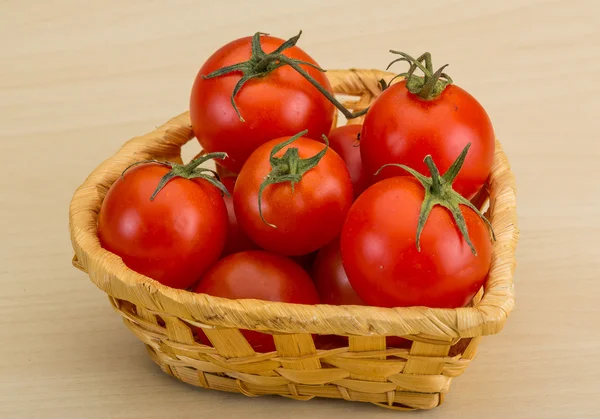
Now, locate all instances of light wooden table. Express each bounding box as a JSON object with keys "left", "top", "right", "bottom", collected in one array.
[{"left": 2, "top": 1, "right": 599, "bottom": 418}]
